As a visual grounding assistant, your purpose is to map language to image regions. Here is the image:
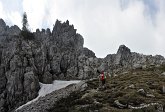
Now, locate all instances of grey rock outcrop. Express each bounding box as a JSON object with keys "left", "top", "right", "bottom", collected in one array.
[
  {"left": 114, "top": 100, "right": 127, "bottom": 109},
  {"left": 162, "top": 85, "right": 165, "bottom": 94},
  {"left": 161, "top": 72, "right": 165, "bottom": 76},
  {"left": 103, "top": 45, "right": 165, "bottom": 74},
  {"left": 0, "top": 19, "right": 6, "bottom": 35},
  {"left": 128, "top": 103, "right": 164, "bottom": 112},
  {"left": 115, "top": 45, "right": 131, "bottom": 66},
  {"left": 0, "top": 18, "right": 99, "bottom": 111},
  {"left": 23, "top": 71, "right": 40, "bottom": 101}
]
